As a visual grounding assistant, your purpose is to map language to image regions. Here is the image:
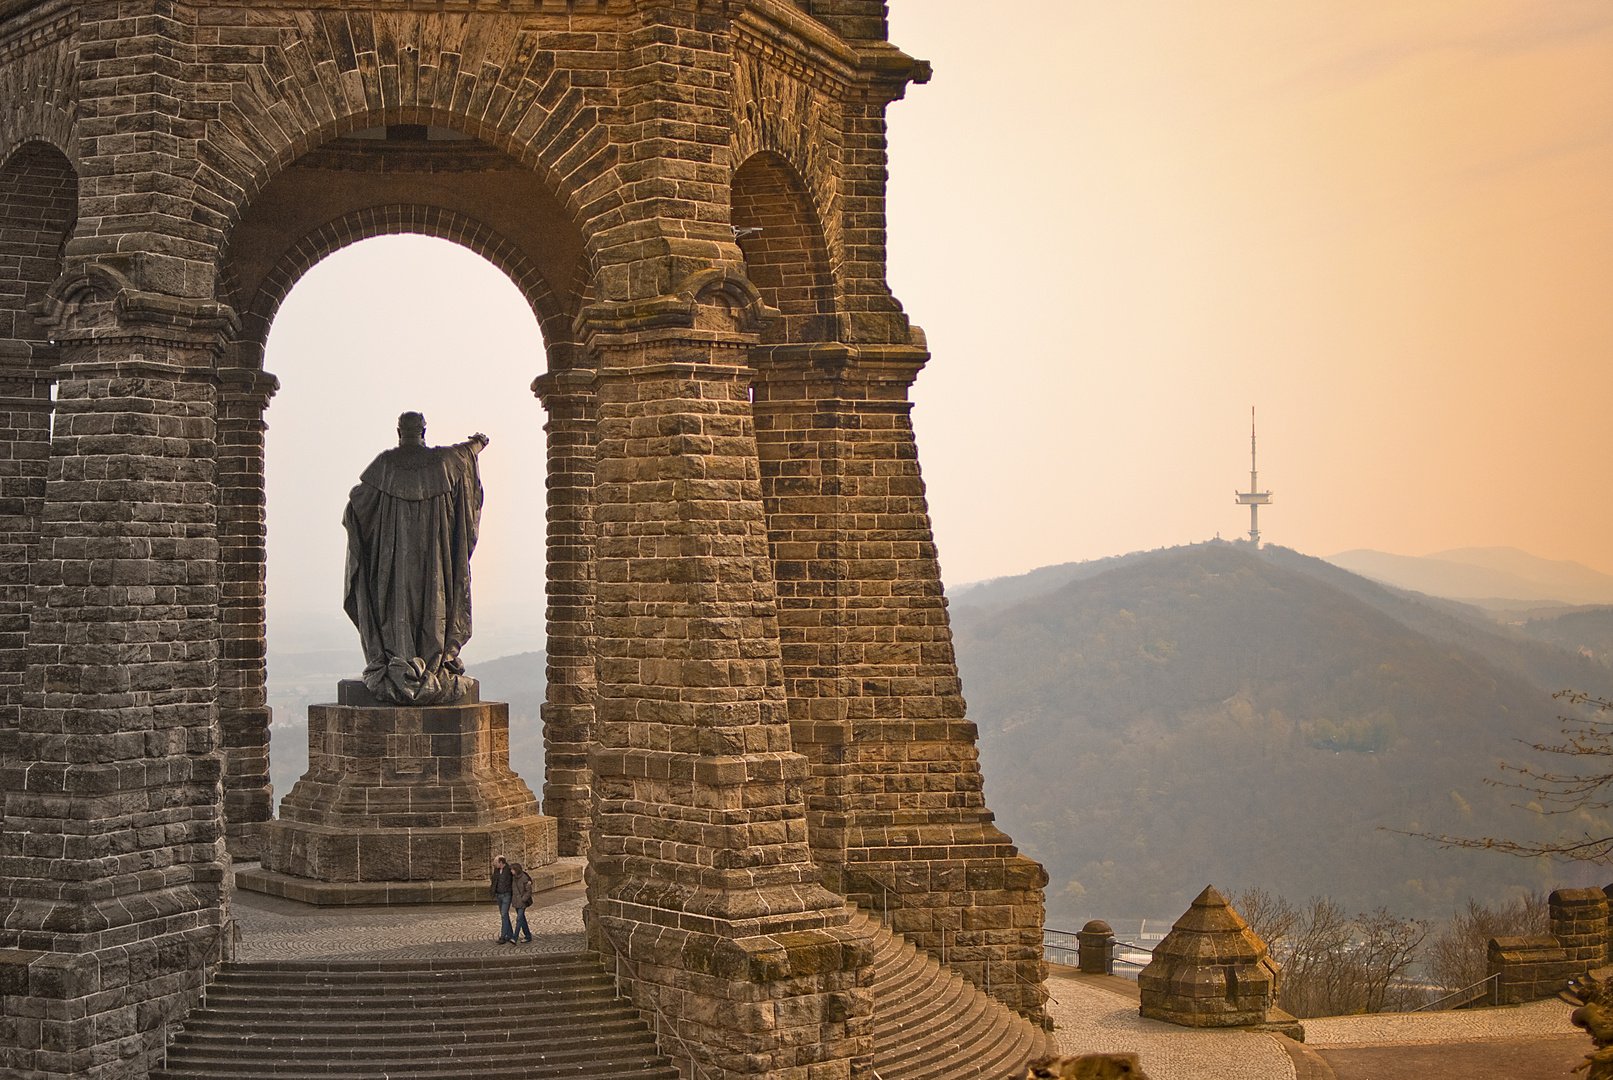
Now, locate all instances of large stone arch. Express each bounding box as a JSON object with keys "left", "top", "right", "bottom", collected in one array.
[
  {"left": 0, "top": 27, "right": 77, "bottom": 177},
  {"left": 232, "top": 203, "right": 577, "bottom": 353},
  {"left": 212, "top": 122, "right": 593, "bottom": 851}
]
